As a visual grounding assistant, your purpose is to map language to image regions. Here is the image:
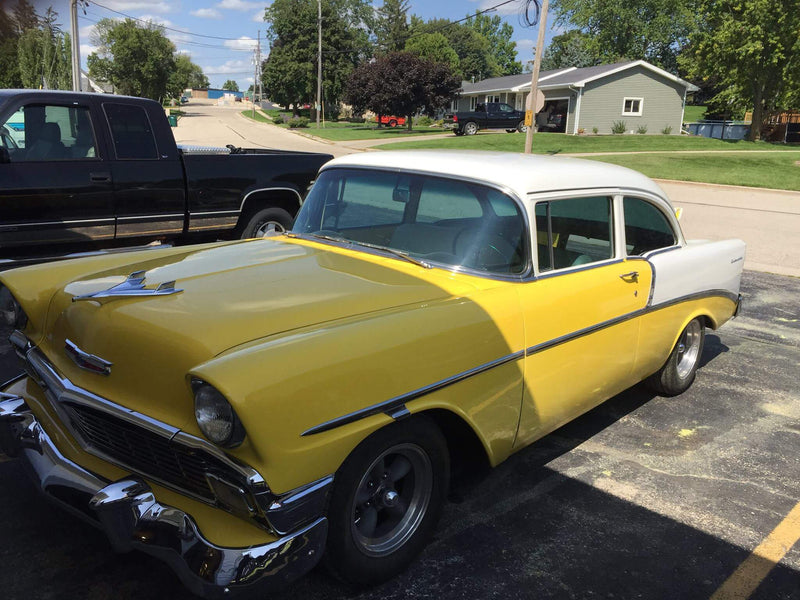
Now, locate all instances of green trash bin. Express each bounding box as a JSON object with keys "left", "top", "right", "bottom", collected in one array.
[{"left": 168, "top": 114, "right": 178, "bottom": 127}]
